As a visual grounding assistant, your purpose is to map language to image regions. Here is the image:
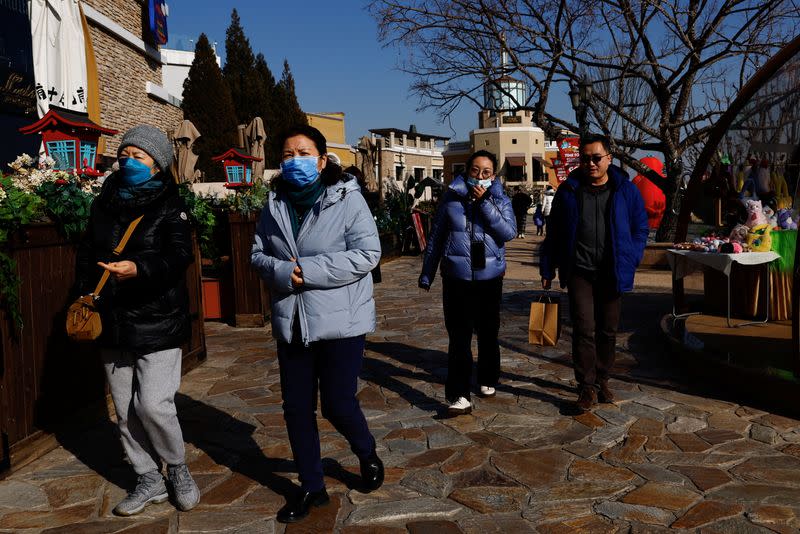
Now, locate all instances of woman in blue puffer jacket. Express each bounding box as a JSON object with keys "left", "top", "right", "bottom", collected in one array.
[
  {"left": 251, "top": 125, "right": 383, "bottom": 524},
  {"left": 418, "top": 150, "right": 517, "bottom": 415}
]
